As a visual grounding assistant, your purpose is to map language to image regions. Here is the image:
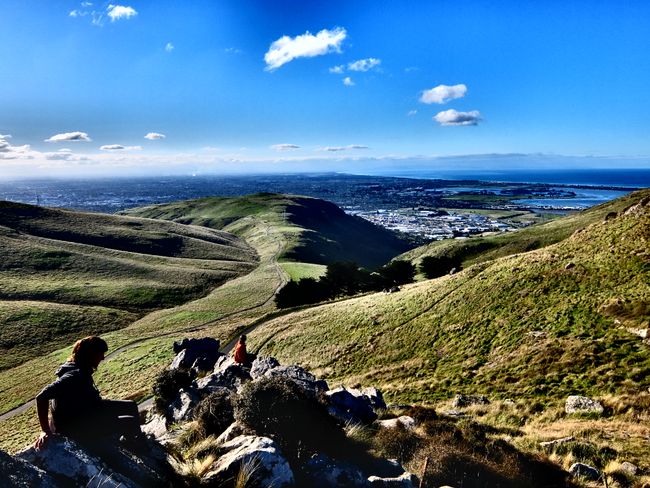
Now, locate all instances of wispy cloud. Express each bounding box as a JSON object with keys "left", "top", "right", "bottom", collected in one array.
[
  {"left": 100, "top": 144, "right": 142, "bottom": 151},
  {"left": 434, "top": 109, "right": 482, "bottom": 126},
  {"left": 270, "top": 144, "right": 300, "bottom": 151},
  {"left": 420, "top": 84, "right": 467, "bottom": 104},
  {"left": 329, "top": 65, "right": 344, "bottom": 74},
  {"left": 45, "top": 131, "right": 91, "bottom": 142},
  {"left": 347, "top": 58, "right": 381, "bottom": 72},
  {"left": 224, "top": 47, "right": 242, "bottom": 54},
  {"left": 321, "top": 144, "right": 368, "bottom": 152},
  {"left": 165, "top": 42, "right": 174, "bottom": 53},
  {"left": 407, "top": 110, "right": 418, "bottom": 116},
  {"left": 264, "top": 27, "right": 347, "bottom": 71},
  {"left": 144, "top": 132, "right": 166, "bottom": 140},
  {"left": 107, "top": 5, "right": 137, "bottom": 21},
  {"left": 343, "top": 77, "right": 355, "bottom": 86}
]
